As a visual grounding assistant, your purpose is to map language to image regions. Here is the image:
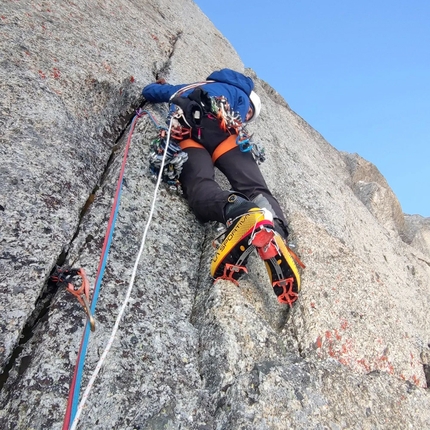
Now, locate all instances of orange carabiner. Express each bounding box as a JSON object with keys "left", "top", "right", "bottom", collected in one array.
[
  {"left": 65, "top": 268, "right": 95, "bottom": 331},
  {"left": 52, "top": 266, "right": 96, "bottom": 331}
]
